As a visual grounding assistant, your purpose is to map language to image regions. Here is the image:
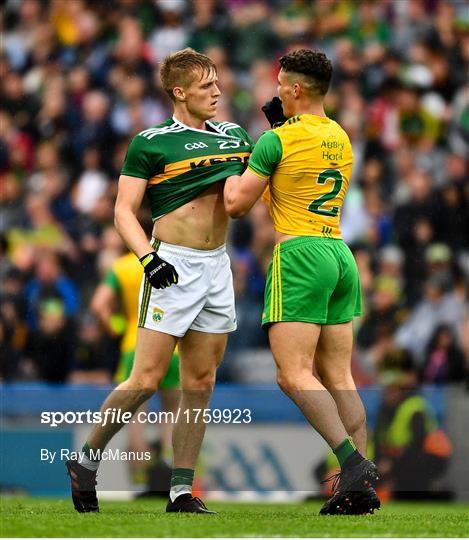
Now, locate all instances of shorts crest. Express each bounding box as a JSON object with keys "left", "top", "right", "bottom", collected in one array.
[{"left": 152, "top": 307, "right": 164, "bottom": 322}]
